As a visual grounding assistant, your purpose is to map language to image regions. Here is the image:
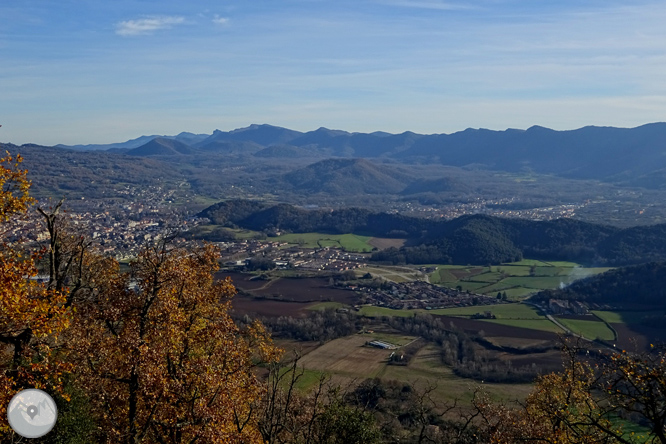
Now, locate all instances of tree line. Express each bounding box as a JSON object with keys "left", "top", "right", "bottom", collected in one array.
[{"left": 384, "top": 314, "right": 543, "bottom": 384}]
